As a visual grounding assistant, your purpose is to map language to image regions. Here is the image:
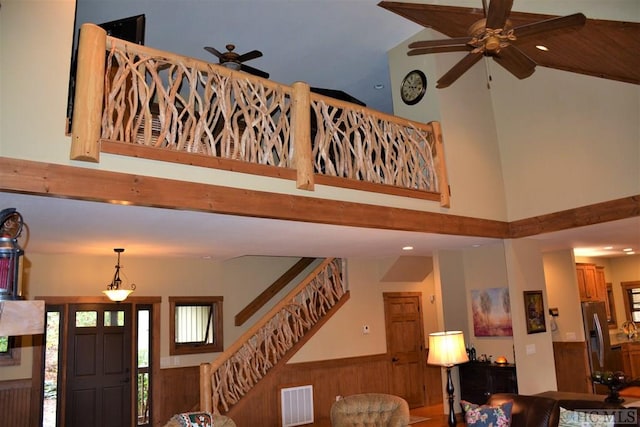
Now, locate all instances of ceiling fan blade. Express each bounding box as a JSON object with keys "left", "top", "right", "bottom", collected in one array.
[
  {"left": 409, "top": 37, "right": 472, "bottom": 49},
  {"left": 240, "top": 63, "right": 270, "bottom": 79},
  {"left": 485, "top": 0, "right": 513, "bottom": 29},
  {"left": 409, "top": 45, "right": 472, "bottom": 55},
  {"left": 204, "top": 46, "right": 223, "bottom": 59},
  {"left": 514, "top": 13, "right": 587, "bottom": 39},
  {"left": 237, "top": 49, "right": 263, "bottom": 63},
  {"left": 436, "top": 51, "right": 483, "bottom": 88},
  {"left": 492, "top": 46, "right": 536, "bottom": 79}
]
